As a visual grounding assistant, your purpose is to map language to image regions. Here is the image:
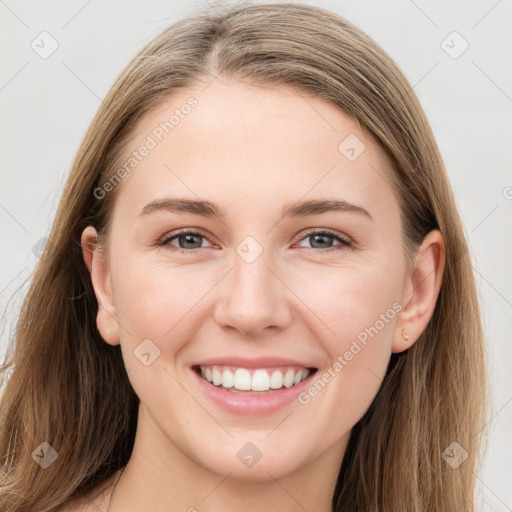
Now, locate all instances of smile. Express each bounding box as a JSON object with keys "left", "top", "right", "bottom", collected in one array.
[
  {"left": 191, "top": 364, "right": 318, "bottom": 415},
  {"left": 196, "top": 364, "right": 314, "bottom": 393}
]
